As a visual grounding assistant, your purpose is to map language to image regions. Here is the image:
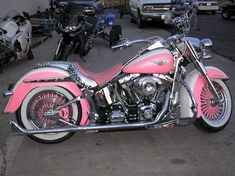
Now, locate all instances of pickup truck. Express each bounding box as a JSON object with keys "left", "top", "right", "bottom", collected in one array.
[{"left": 129, "top": 0, "right": 173, "bottom": 28}]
